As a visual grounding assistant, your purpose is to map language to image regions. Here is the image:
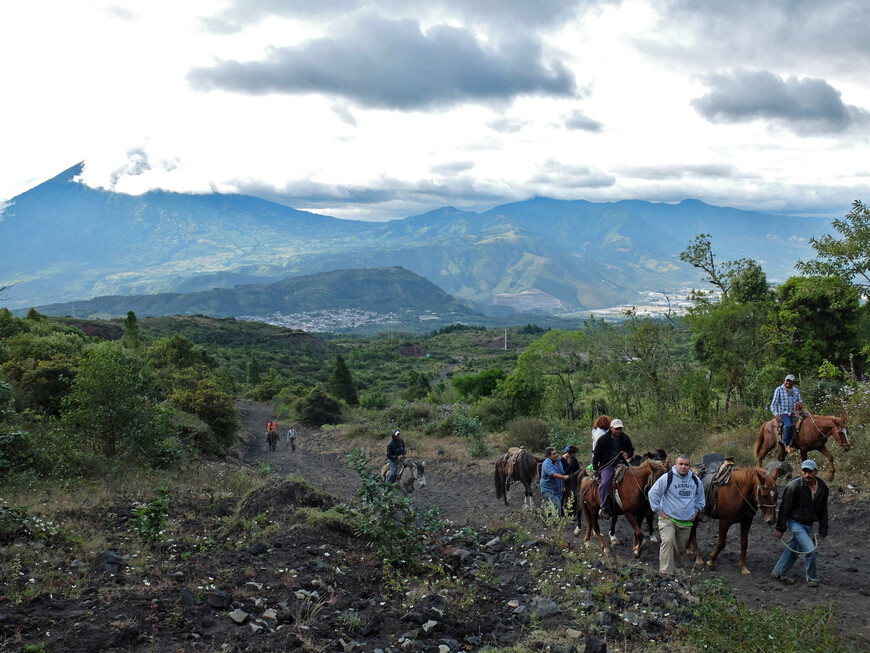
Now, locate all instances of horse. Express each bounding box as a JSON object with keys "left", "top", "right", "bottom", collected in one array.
[
  {"left": 688, "top": 466, "right": 779, "bottom": 574},
  {"left": 608, "top": 450, "right": 669, "bottom": 544},
  {"left": 266, "top": 429, "right": 278, "bottom": 452},
  {"left": 575, "top": 459, "right": 668, "bottom": 558},
  {"left": 380, "top": 460, "right": 427, "bottom": 494},
  {"left": 494, "top": 449, "right": 539, "bottom": 509},
  {"left": 755, "top": 411, "right": 850, "bottom": 480}
]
